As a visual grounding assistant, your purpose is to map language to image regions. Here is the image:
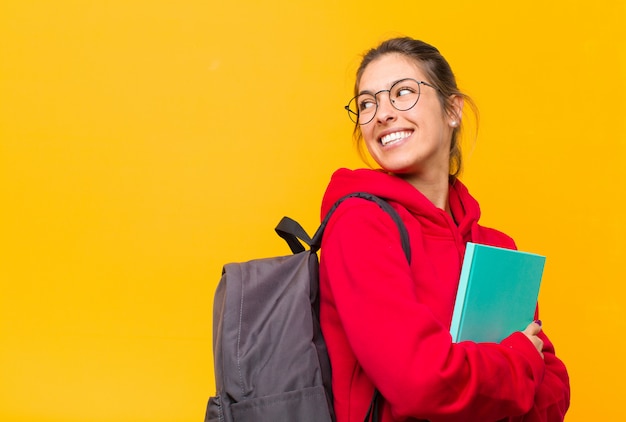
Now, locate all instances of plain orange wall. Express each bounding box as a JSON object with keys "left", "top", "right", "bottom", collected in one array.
[{"left": 1, "top": 1, "right": 625, "bottom": 421}]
